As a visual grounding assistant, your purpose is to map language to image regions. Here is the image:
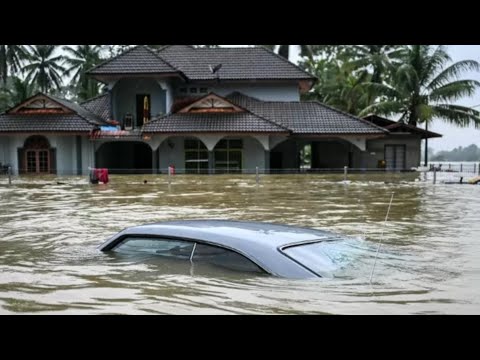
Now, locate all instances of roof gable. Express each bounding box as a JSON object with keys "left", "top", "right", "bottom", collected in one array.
[
  {"left": 7, "top": 94, "right": 73, "bottom": 115},
  {"left": 178, "top": 93, "right": 245, "bottom": 114},
  {"left": 0, "top": 92, "right": 108, "bottom": 133}
]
